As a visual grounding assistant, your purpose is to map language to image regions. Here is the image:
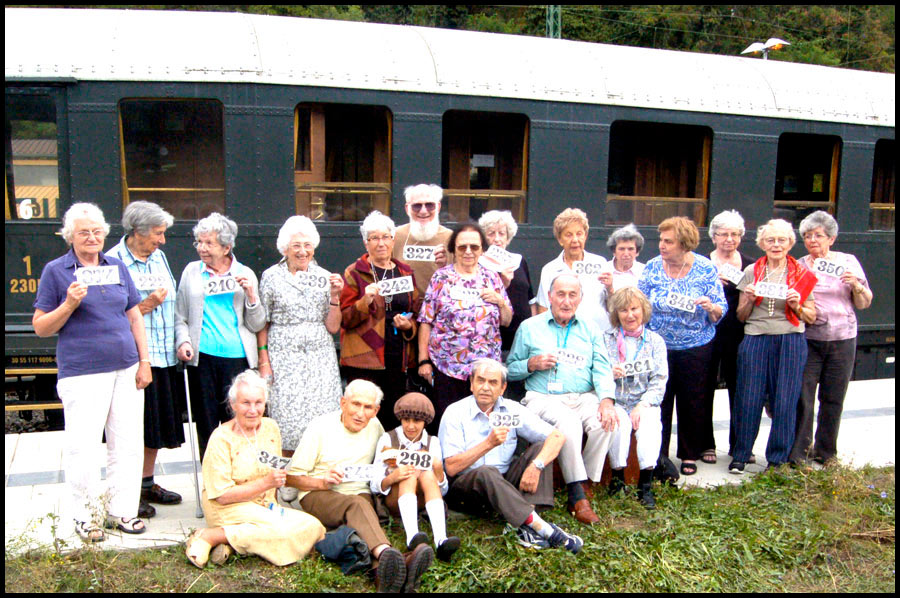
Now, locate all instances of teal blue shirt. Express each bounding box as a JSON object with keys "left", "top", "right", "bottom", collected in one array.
[
  {"left": 199, "top": 269, "right": 246, "bottom": 359},
  {"left": 507, "top": 311, "right": 616, "bottom": 400}
]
